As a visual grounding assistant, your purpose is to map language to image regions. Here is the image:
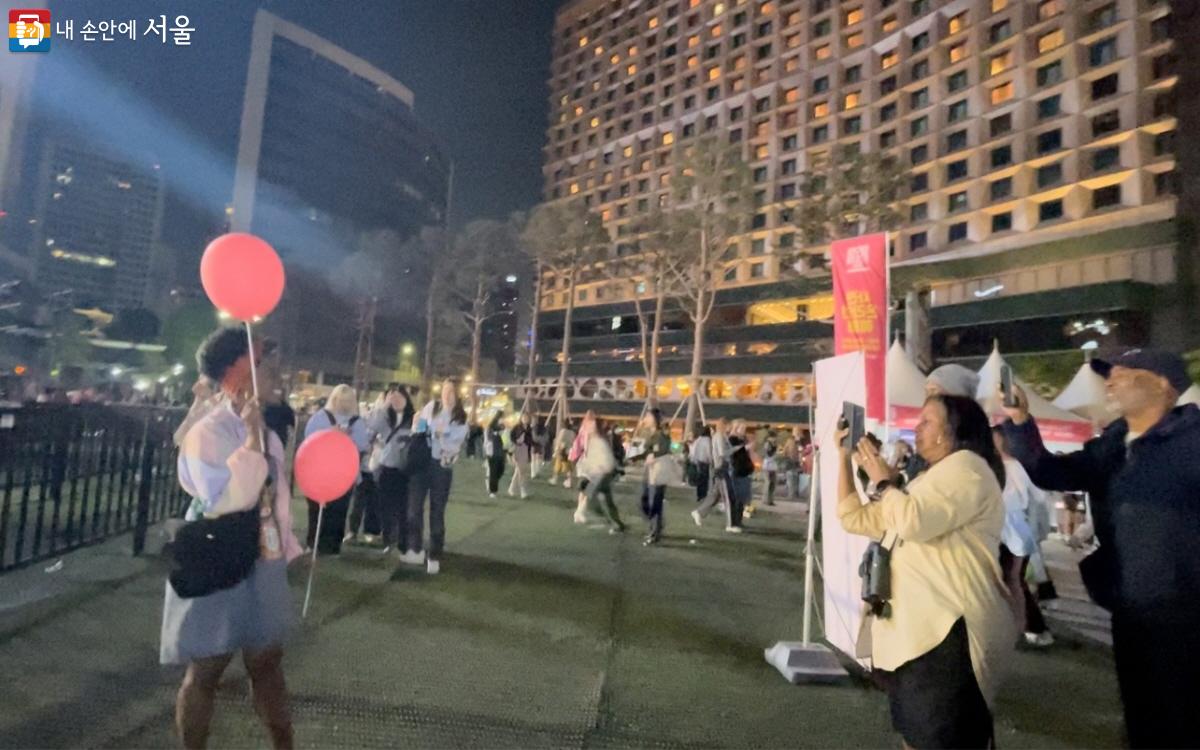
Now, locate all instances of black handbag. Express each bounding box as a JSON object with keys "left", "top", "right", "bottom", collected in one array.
[
  {"left": 393, "top": 431, "right": 431, "bottom": 473},
  {"left": 1078, "top": 544, "right": 1118, "bottom": 611},
  {"left": 167, "top": 506, "right": 261, "bottom": 599},
  {"left": 859, "top": 531, "right": 898, "bottom": 618}
]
